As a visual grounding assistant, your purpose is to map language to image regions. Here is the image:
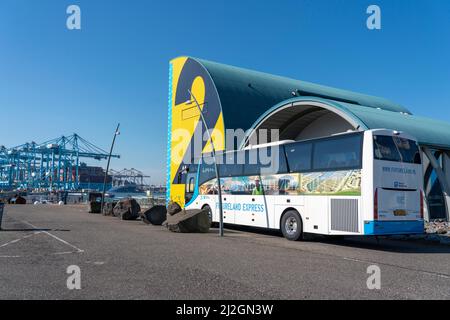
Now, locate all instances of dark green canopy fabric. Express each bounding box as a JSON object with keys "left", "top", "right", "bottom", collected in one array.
[
  {"left": 340, "top": 102, "right": 450, "bottom": 150},
  {"left": 196, "top": 58, "right": 411, "bottom": 131},
  {"left": 191, "top": 57, "right": 450, "bottom": 150}
]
